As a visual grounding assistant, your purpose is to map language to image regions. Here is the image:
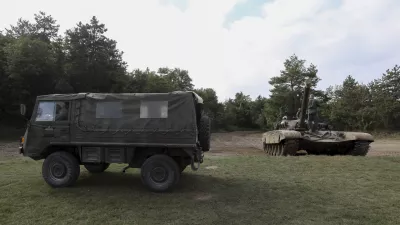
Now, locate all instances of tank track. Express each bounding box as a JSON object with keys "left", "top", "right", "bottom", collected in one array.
[
  {"left": 345, "top": 141, "right": 371, "bottom": 156},
  {"left": 263, "top": 139, "right": 299, "bottom": 156}
]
